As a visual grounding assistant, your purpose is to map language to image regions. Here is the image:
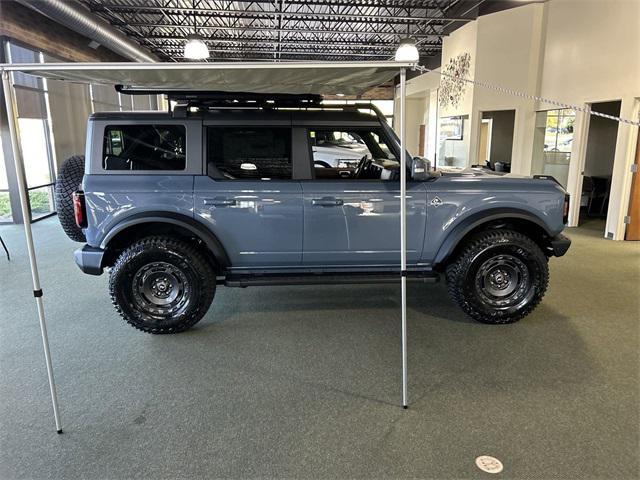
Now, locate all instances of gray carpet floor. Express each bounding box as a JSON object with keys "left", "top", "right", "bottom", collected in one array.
[{"left": 0, "top": 217, "right": 638, "bottom": 479}]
